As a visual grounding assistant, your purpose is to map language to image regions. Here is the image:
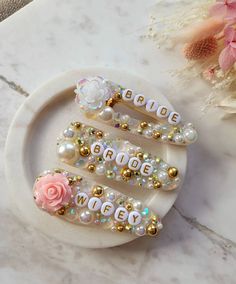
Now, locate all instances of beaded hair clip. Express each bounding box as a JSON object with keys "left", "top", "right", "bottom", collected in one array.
[
  {"left": 33, "top": 169, "right": 163, "bottom": 237},
  {"left": 74, "top": 76, "right": 198, "bottom": 145},
  {"left": 57, "top": 122, "right": 180, "bottom": 191}
]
